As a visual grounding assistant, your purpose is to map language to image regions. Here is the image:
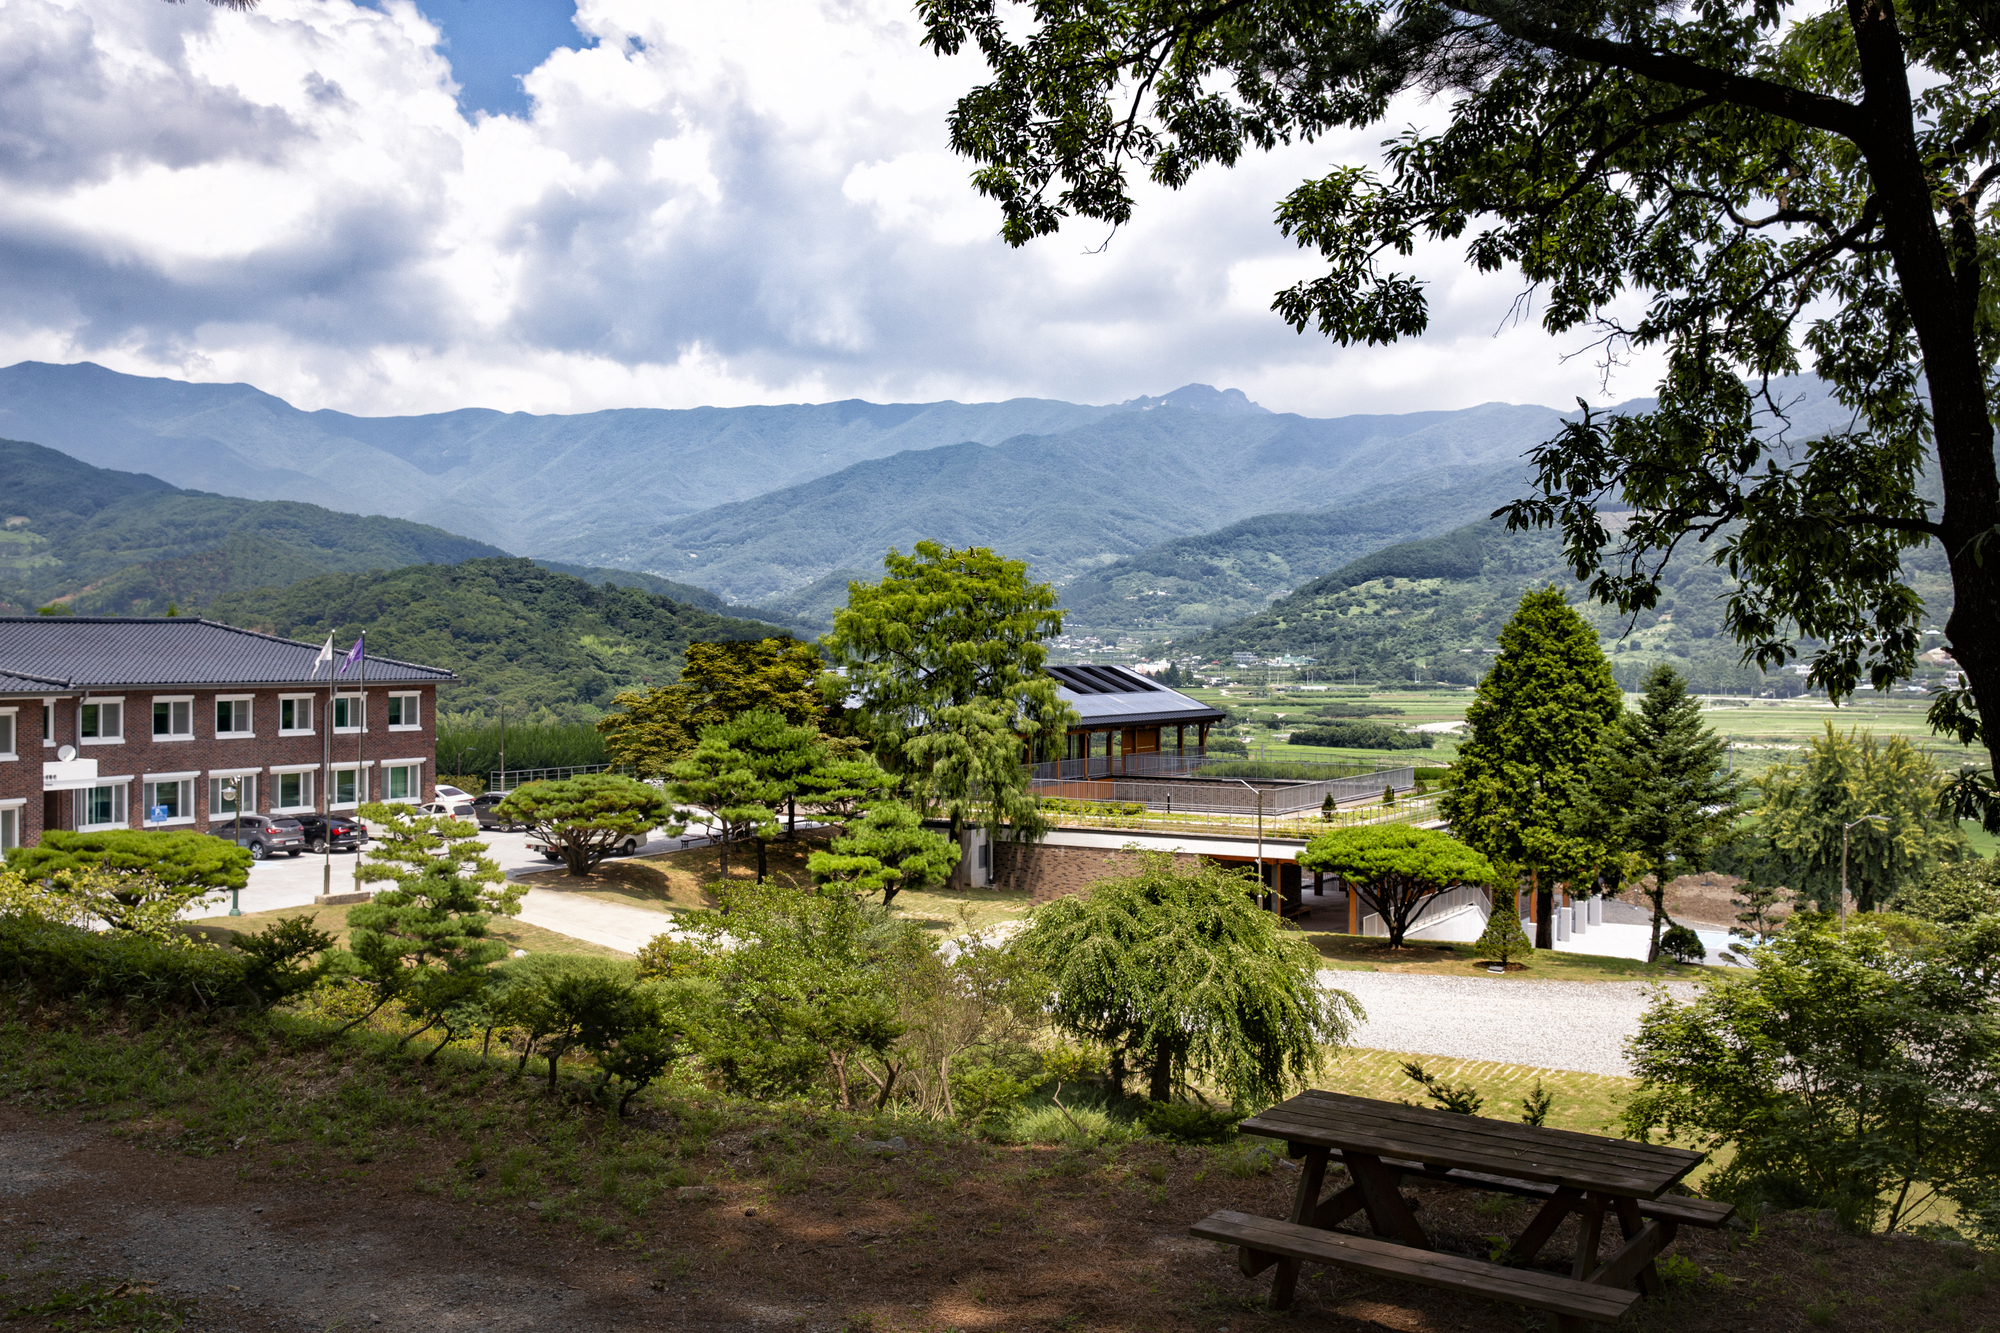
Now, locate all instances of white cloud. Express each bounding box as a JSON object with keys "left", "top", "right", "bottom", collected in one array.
[{"left": 0, "top": 0, "right": 1662, "bottom": 419}]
